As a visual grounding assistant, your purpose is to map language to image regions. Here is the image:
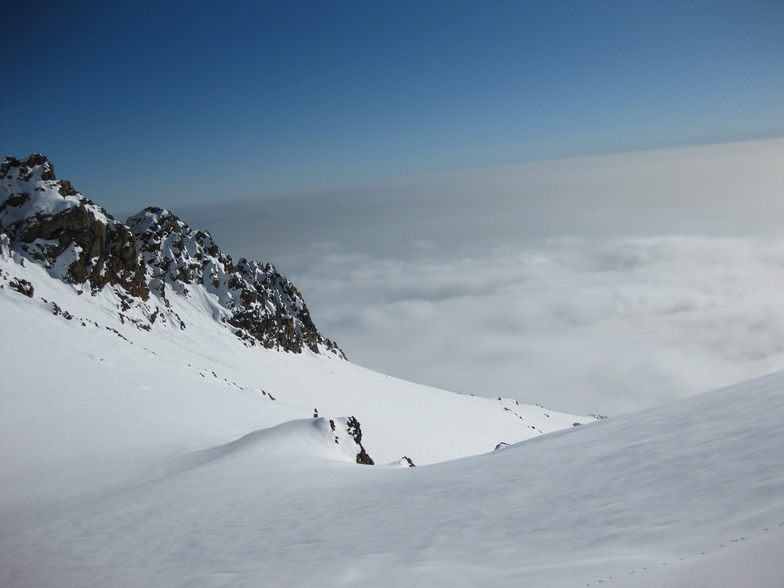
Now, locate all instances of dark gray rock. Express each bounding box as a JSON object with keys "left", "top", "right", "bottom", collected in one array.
[
  {"left": 1, "top": 155, "right": 344, "bottom": 358},
  {"left": 345, "top": 416, "right": 374, "bottom": 465},
  {"left": 0, "top": 155, "right": 149, "bottom": 299},
  {"left": 127, "top": 207, "right": 345, "bottom": 357}
]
